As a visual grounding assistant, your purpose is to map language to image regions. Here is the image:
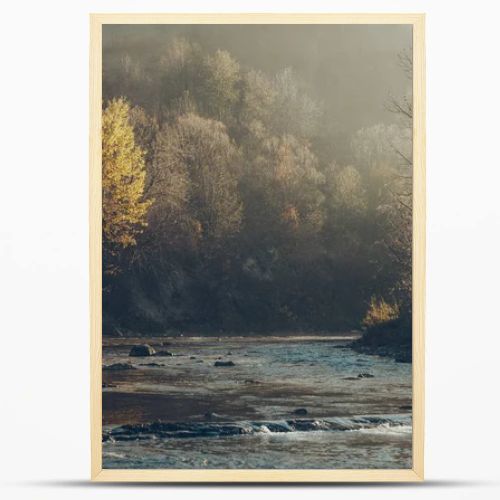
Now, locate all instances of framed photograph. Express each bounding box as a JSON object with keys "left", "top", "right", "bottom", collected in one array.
[{"left": 90, "top": 13, "right": 425, "bottom": 482}]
